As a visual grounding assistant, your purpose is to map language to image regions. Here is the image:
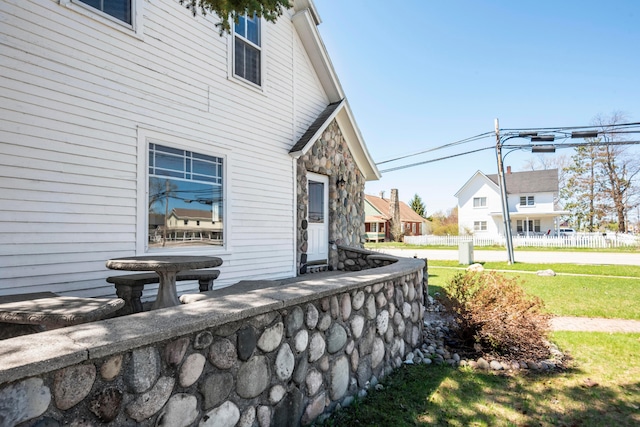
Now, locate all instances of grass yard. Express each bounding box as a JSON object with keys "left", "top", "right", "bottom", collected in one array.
[
  {"left": 426, "top": 259, "right": 640, "bottom": 278},
  {"left": 318, "top": 332, "right": 640, "bottom": 427},
  {"left": 427, "top": 262, "right": 640, "bottom": 320},
  {"left": 316, "top": 261, "right": 640, "bottom": 426}
]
